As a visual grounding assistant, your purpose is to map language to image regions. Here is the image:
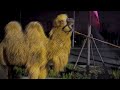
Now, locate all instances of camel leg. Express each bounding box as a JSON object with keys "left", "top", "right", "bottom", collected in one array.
[{"left": 8, "top": 65, "right": 14, "bottom": 79}]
